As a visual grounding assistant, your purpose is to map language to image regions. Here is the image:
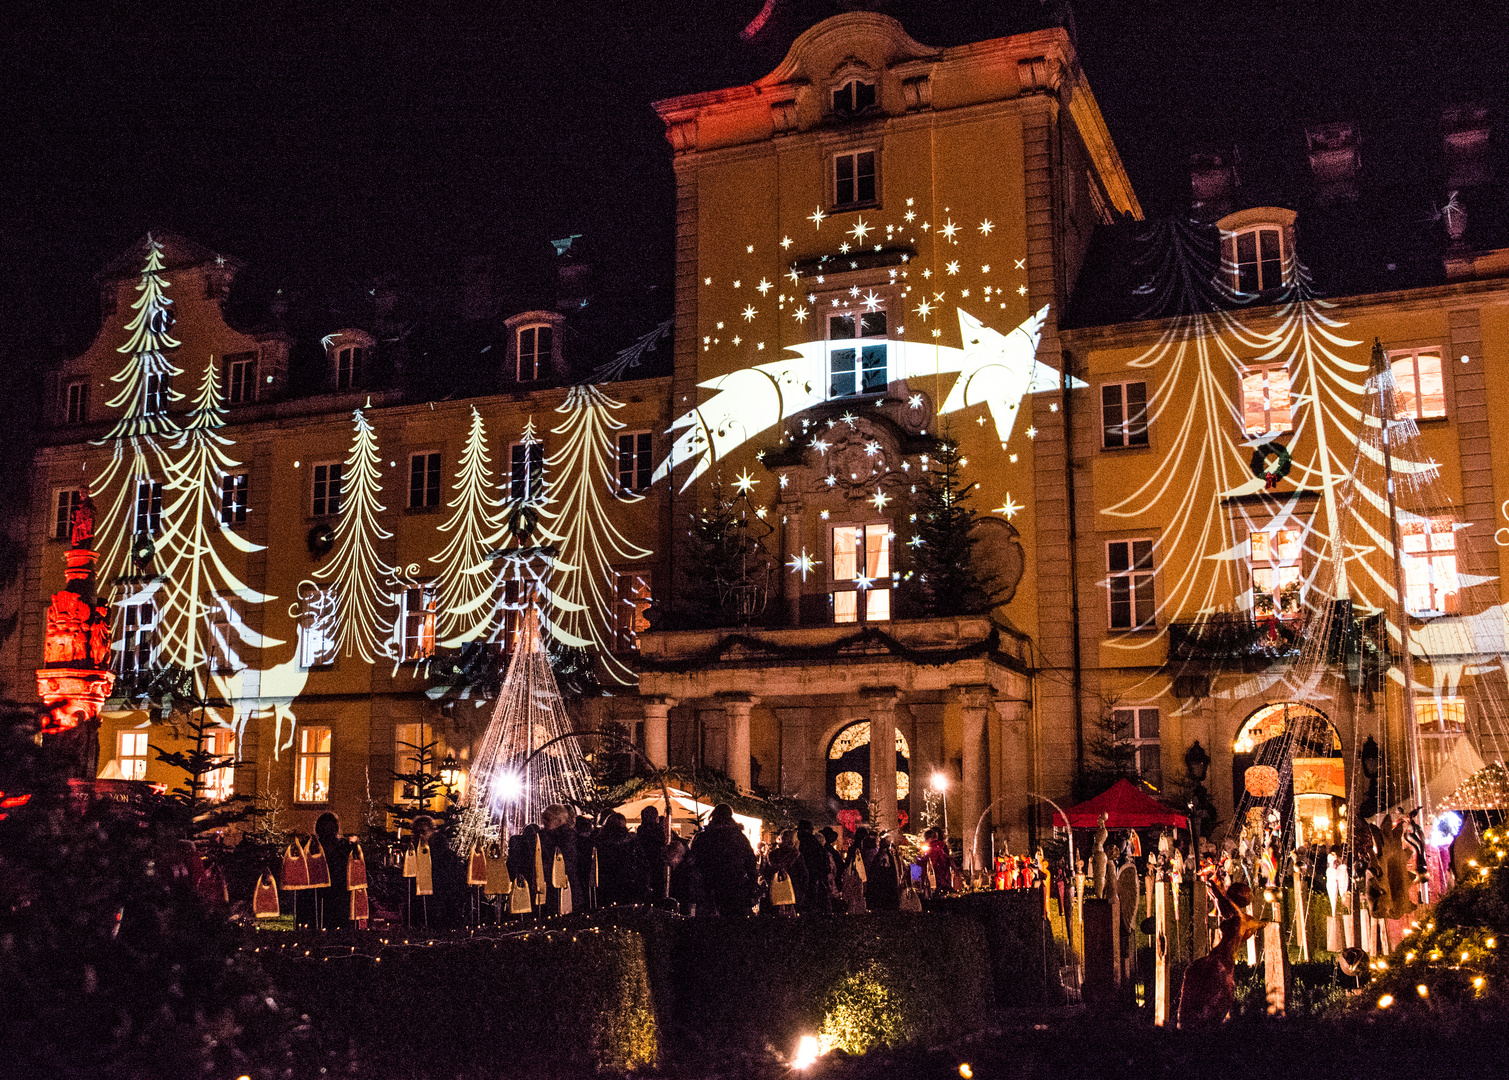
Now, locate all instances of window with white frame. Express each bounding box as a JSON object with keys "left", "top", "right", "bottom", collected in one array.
[
  {"left": 1107, "top": 539, "right": 1155, "bottom": 630},
  {"left": 119, "top": 601, "right": 156, "bottom": 676},
  {"left": 615, "top": 570, "right": 652, "bottom": 651},
  {"left": 65, "top": 380, "right": 89, "bottom": 424},
  {"left": 204, "top": 727, "right": 236, "bottom": 802},
  {"left": 400, "top": 584, "right": 438, "bottom": 661},
  {"left": 618, "top": 432, "right": 652, "bottom": 494},
  {"left": 831, "top": 78, "right": 876, "bottom": 116},
  {"left": 831, "top": 523, "right": 892, "bottom": 623},
  {"left": 517, "top": 324, "right": 552, "bottom": 381},
  {"left": 118, "top": 730, "right": 150, "bottom": 781},
  {"left": 1101, "top": 381, "right": 1149, "bottom": 448},
  {"left": 225, "top": 351, "right": 258, "bottom": 405},
  {"left": 828, "top": 308, "right": 888, "bottom": 397},
  {"left": 409, "top": 451, "right": 442, "bottom": 509},
  {"left": 144, "top": 372, "right": 168, "bottom": 414},
  {"left": 207, "top": 594, "right": 238, "bottom": 673},
  {"left": 1416, "top": 697, "right": 1468, "bottom": 779},
  {"left": 1249, "top": 526, "right": 1303, "bottom": 619},
  {"left": 53, "top": 488, "right": 82, "bottom": 541},
  {"left": 1390, "top": 349, "right": 1447, "bottom": 421},
  {"left": 510, "top": 442, "right": 545, "bottom": 502},
  {"left": 1241, "top": 365, "right": 1292, "bottom": 436},
  {"left": 833, "top": 149, "right": 877, "bottom": 209},
  {"left": 394, "top": 721, "right": 435, "bottom": 803},
  {"left": 295, "top": 725, "right": 332, "bottom": 803},
  {"left": 220, "top": 472, "right": 249, "bottom": 526},
  {"left": 311, "top": 461, "right": 344, "bottom": 517},
  {"left": 334, "top": 345, "right": 364, "bottom": 390},
  {"left": 1114, "top": 707, "right": 1161, "bottom": 787},
  {"left": 298, "top": 585, "right": 339, "bottom": 667},
  {"left": 1402, "top": 515, "right": 1459, "bottom": 616},
  {"left": 134, "top": 480, "right": 163, "bottom": 536},
  {"left": 1226, "top": 225, "right": 1284, "bottom": 294}
]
